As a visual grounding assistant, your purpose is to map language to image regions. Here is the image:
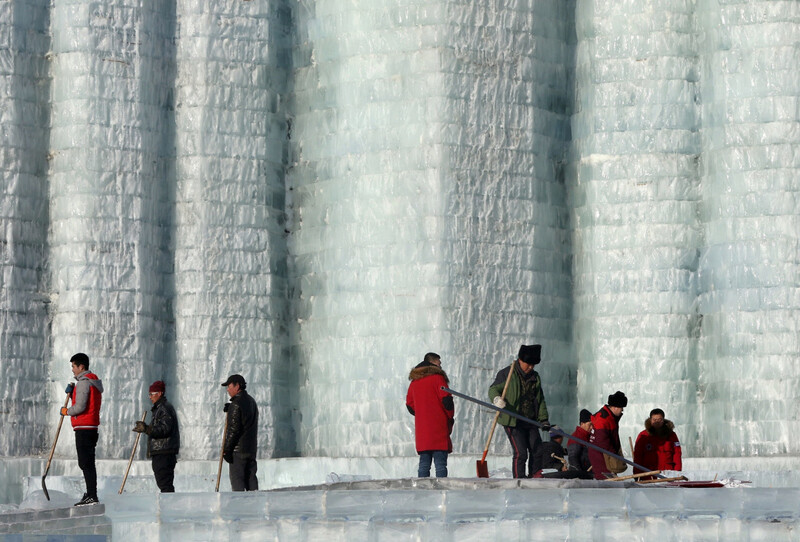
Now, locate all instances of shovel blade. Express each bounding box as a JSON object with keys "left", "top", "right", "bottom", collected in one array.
[
  {"left": 476, "top": 460, "right": 489, "bottom": 478},
  {"left": 41, "top": 476, "right": 50, "bottom": 501}
]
